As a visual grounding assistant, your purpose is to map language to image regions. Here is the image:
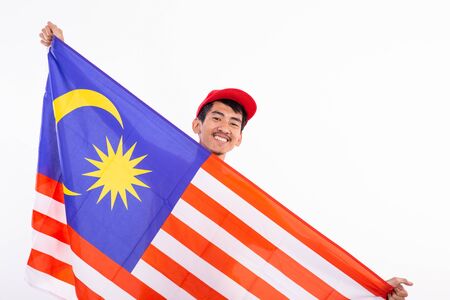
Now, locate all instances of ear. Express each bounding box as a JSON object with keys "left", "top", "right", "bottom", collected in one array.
[
  {"left": 235, "top": 131, "right": 243, "bottom": 147},
  {"left": 192, "top": 118, "right": 201, "bottom": 134}
]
